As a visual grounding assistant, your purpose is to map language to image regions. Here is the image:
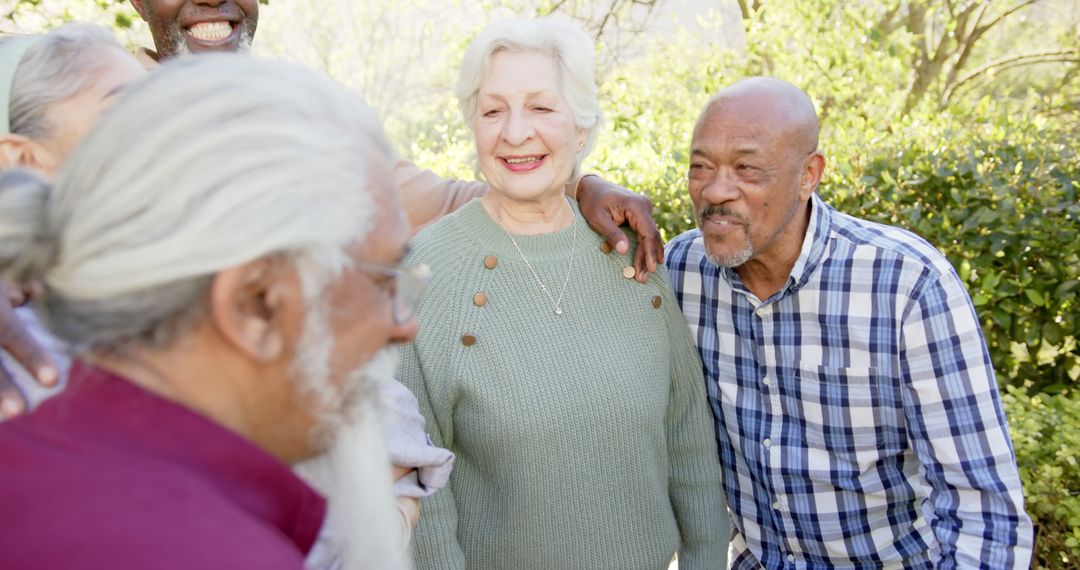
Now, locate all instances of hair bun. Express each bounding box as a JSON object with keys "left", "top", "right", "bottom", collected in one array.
[{"left": 0, "top": 168, "right": 57, "bottom": 288}]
